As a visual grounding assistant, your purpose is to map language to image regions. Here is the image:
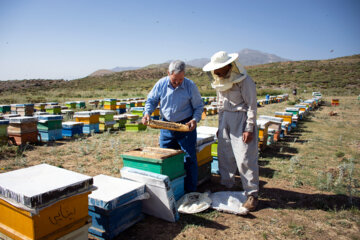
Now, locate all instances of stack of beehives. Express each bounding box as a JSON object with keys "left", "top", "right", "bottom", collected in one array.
[
  {"left": 37, "top": 115, "right": 63, "bottom": 142},
  {"left": 74, "top": 111, "right": 100, "bottom": 134},
  {"left": 0, "top": 164, "right": 94, "bottom": 240},
  {"left": 104, "top": 98, "right": 117, "bottom": 110},
  {"left": 34, "top": 103, "right": 46, "bottom": 112},
  {"left": 197, "top": 126, "right": 218, "bottom": 180},
  {"left": 11, "top": 104, "right": 34, "bottom": 116},
  {"left": 113, "top": 114, "right": 127, "bottom": 130},
  {"left": 88, "top": 174, "right": 147, "bottom": 239},
  {"left": 7, "top": 116, "right": 38, "bottom": 145},
  {"left": 116, "top": 101, "right": 127, "bottom": 114},
  {"left": 95, "top": 110, "right": 116, "bottom": 132},
  {"left": 88, "top": 99, "right": 100, "bottom": 108}
]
